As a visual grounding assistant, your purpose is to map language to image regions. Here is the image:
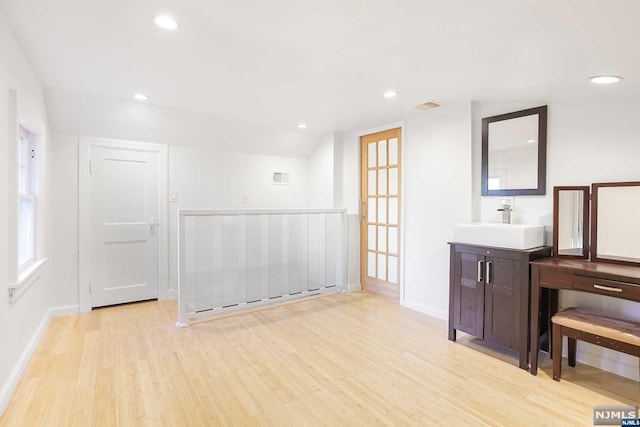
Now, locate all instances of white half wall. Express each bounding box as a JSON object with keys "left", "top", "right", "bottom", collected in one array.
[{"left": 167, "top": 146, "right": 310, "bottom": 294}]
